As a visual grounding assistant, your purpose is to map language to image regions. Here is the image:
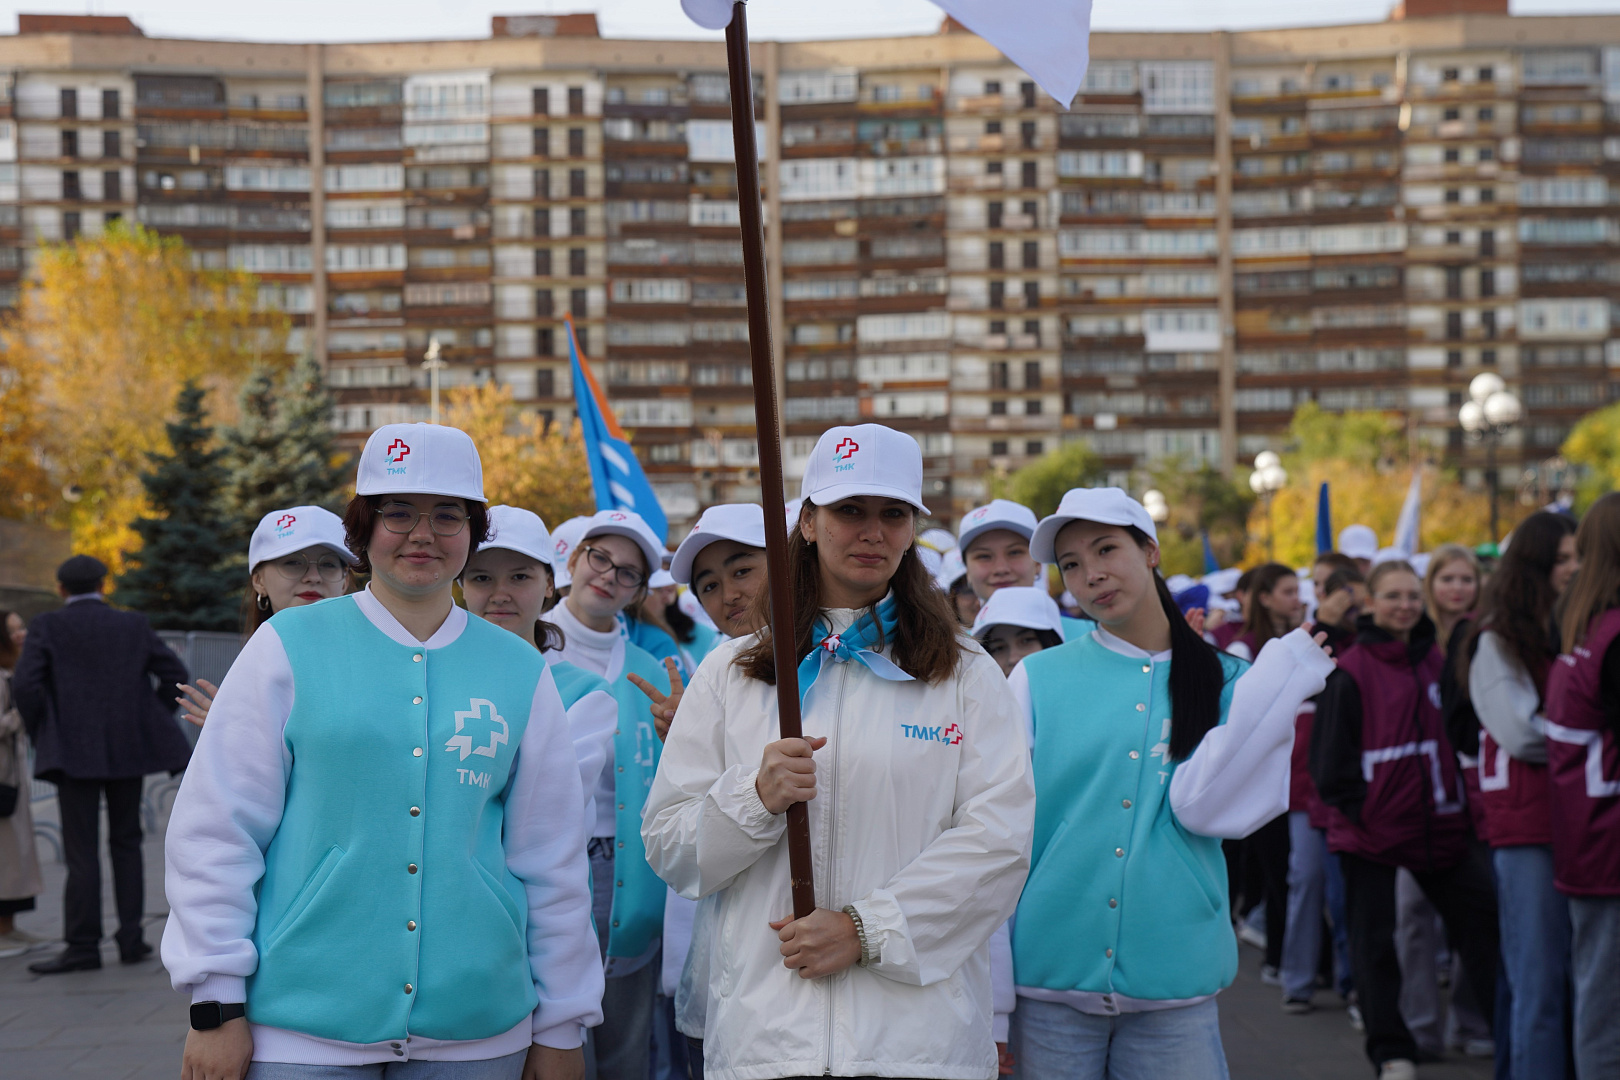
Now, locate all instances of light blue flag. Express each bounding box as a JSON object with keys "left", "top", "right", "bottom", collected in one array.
[
  {"left": 566, "top": 318, "right": 668, "bottom": 541},
  {"left": 1393, "top": 471, "right": 1421, "bottom": 557}
]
